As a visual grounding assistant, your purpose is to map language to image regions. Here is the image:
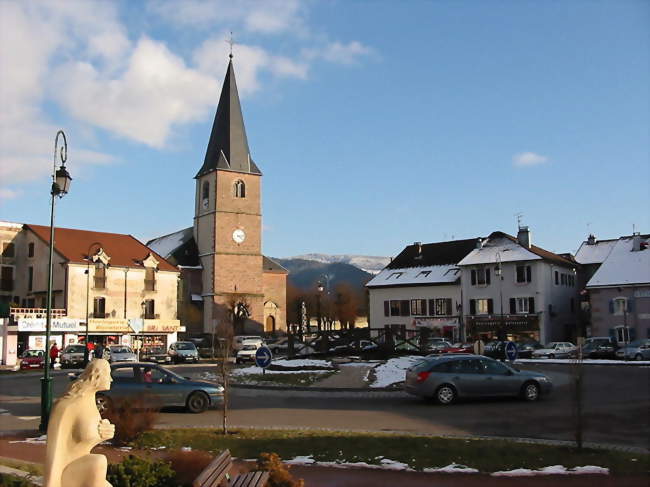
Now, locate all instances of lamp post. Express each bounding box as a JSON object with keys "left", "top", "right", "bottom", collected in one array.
[
  {"left": 319, "top": 274, "right": 331, "bottom": 330},
  {"left": 316, "top": 282, "right": 323, "bottom": 333},
  {"left": 40, "top": 130, "right": 72, "bottom": 433},
  {"left": 84, "top": 241, "right": 103, "bottom": 366},
  {"left": 495, "top": 252, "right": 506, "bottom": 342}
]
